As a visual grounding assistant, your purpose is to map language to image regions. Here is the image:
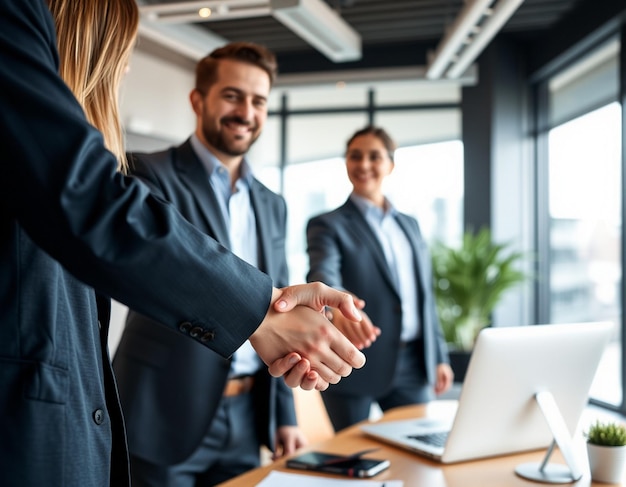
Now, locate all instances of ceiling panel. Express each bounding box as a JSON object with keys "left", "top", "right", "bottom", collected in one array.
[{"left": 137, "top": 0, "right": 583, "bottom": 73}]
